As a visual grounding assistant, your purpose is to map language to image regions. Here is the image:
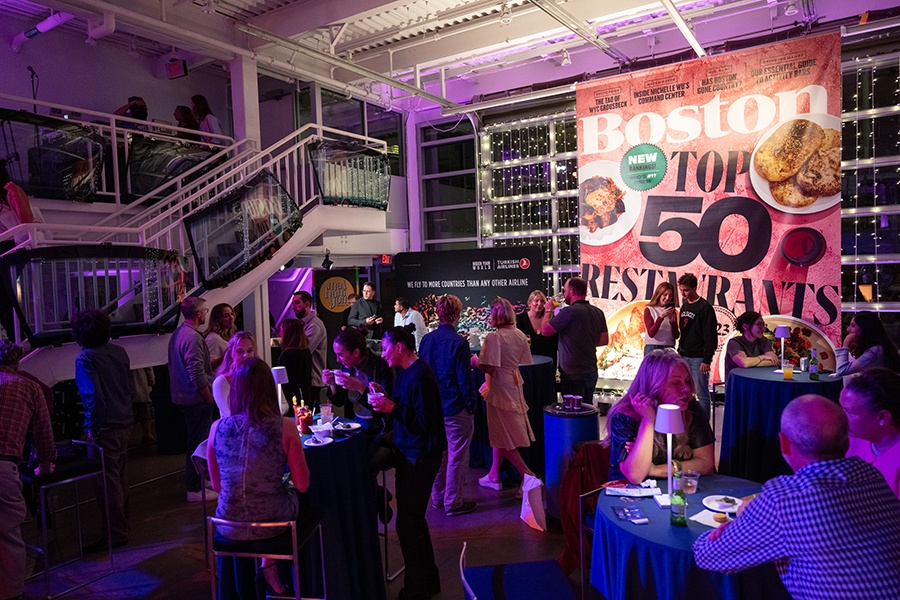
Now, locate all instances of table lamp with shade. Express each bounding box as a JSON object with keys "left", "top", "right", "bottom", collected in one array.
[
  {"left": 272, "top": 366, "right": 290, "bottom": 414},
  {"left": 655, "top": 404, "right": 685, "bottom": 505},
  {"left": 774, "top": 325, "right": 790, "bottom": 373}
]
